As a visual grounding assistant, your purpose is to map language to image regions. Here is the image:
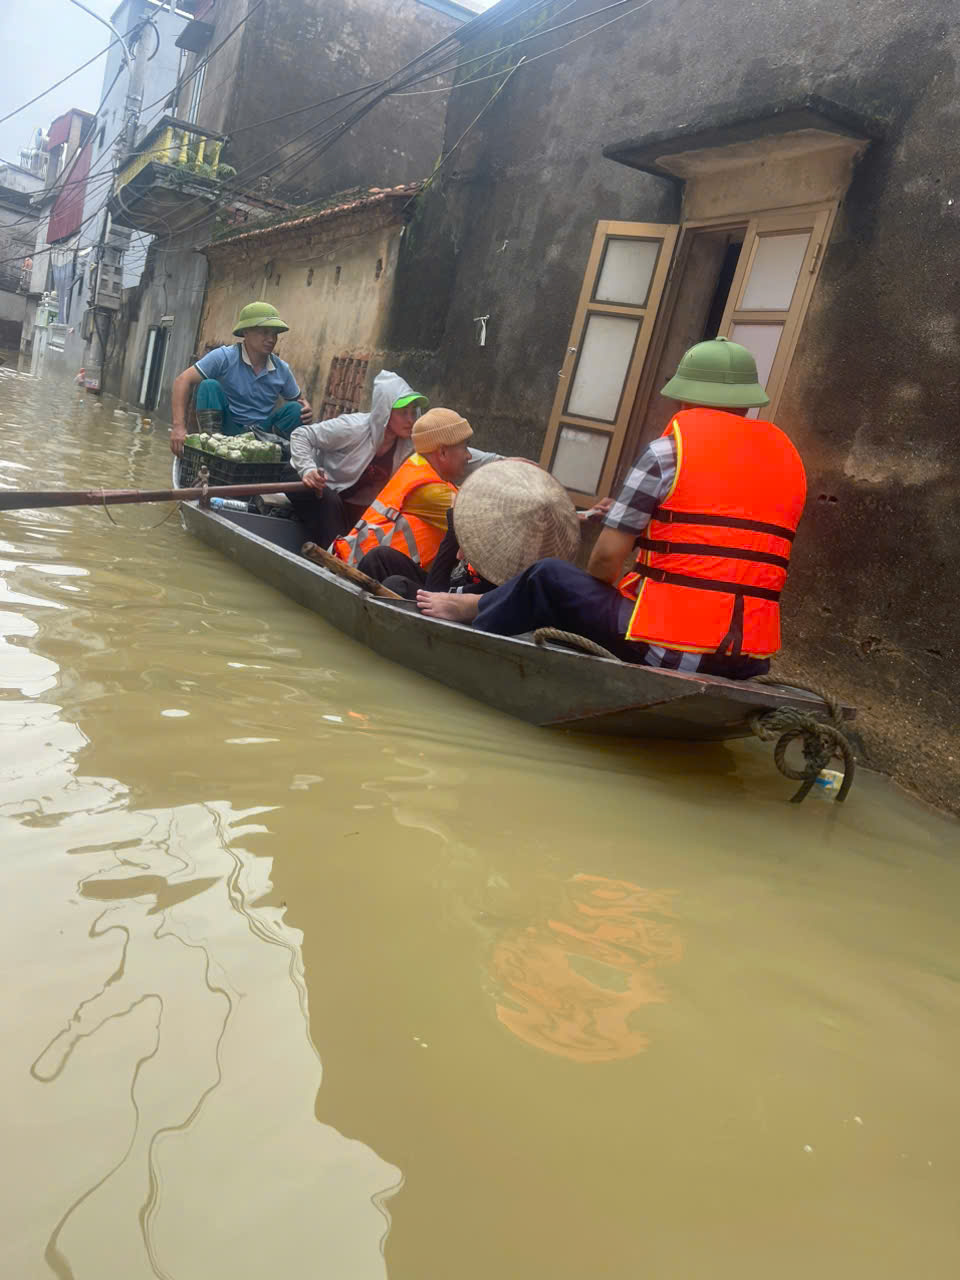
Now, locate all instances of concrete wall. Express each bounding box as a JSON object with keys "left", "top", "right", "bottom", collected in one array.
[
  {"left": 0, "top": 201, "right": 37, "bottom": 347},
  {"left": 0, "top": 202, "right": 37, "bottom": 291},
  {"left": 0, "top": 163, "right": 45, "bottom": 195},
  {"left": 383, "top": 0, "right": 960, "bottom": 810},
  {"left": 0, "top": 290, "right": 25, "bottom": 350},
  {"left": 199, "top": 204, "right": 408, "bottom": 410},
  {"left": 186, "top": 0, "right": 462, "bottom": 203},
  {"left": 107, "top": 231, "right": 209, "bottom": 419}
]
